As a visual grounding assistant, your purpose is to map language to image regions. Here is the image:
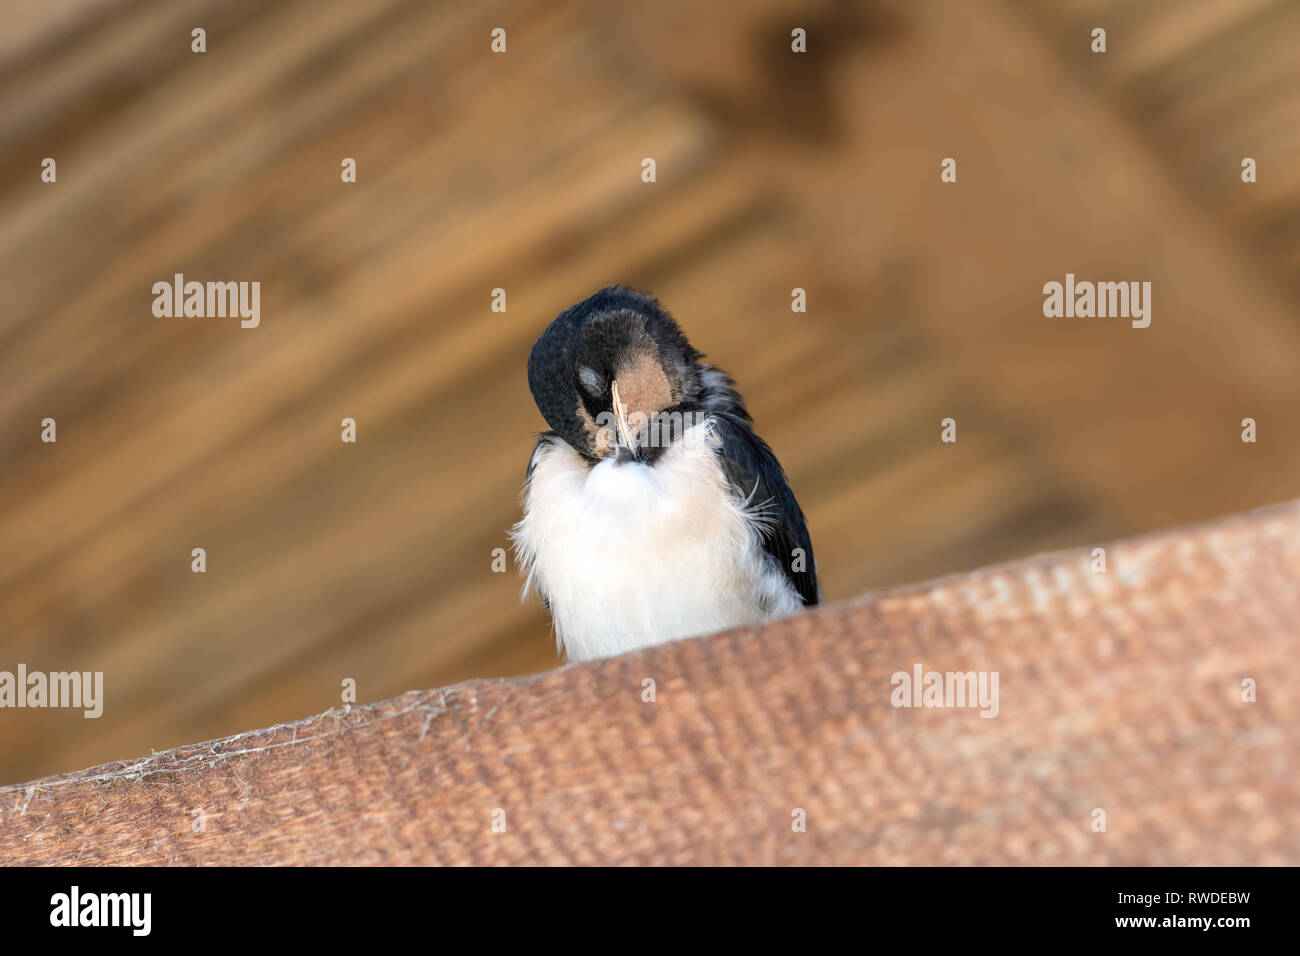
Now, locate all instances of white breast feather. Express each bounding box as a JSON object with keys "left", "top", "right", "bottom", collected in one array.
[{"left": 510, "top": 419, "right": 803, "bottom": 662}]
